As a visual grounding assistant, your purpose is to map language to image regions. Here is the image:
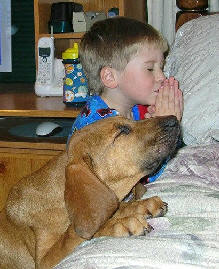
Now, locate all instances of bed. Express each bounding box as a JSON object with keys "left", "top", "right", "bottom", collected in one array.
[{"left": 55, "top": 15, "right": 219, "bottom": 269}]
